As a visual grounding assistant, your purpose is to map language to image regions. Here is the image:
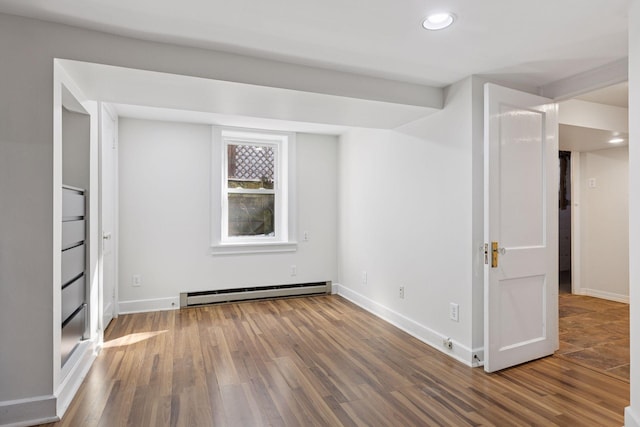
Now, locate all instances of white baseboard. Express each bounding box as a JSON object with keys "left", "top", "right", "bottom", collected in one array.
[
  {"left": 0, "top": 395, "right": 57, "bottom": 427},
  {"left": 0, "top": 337, "right": 99, "bottom": 426},
  {"left": 118, "top": 296, "right": 180, "bottom": 314},
  {"left": 577, "top": 288, "right": 629, "bottom": 304},
  {"left": 56, "top": 341, "right": 97, "bottom": 418},
  {"left": 626, "top": 406, "right": 640, "bottom": 427},
  {"left": 334, "top": 284, "right": 477, "bottom": 367}
]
